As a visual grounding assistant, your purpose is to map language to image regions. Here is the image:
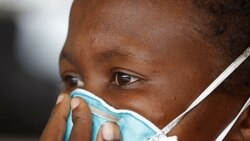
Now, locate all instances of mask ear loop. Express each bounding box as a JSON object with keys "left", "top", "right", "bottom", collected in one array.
[
  {"left": 149, "top": 47, "right": 250, "bottom": 141},
  {"left": 215, "top": 97, "right": 250, "bottom": 141}
]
